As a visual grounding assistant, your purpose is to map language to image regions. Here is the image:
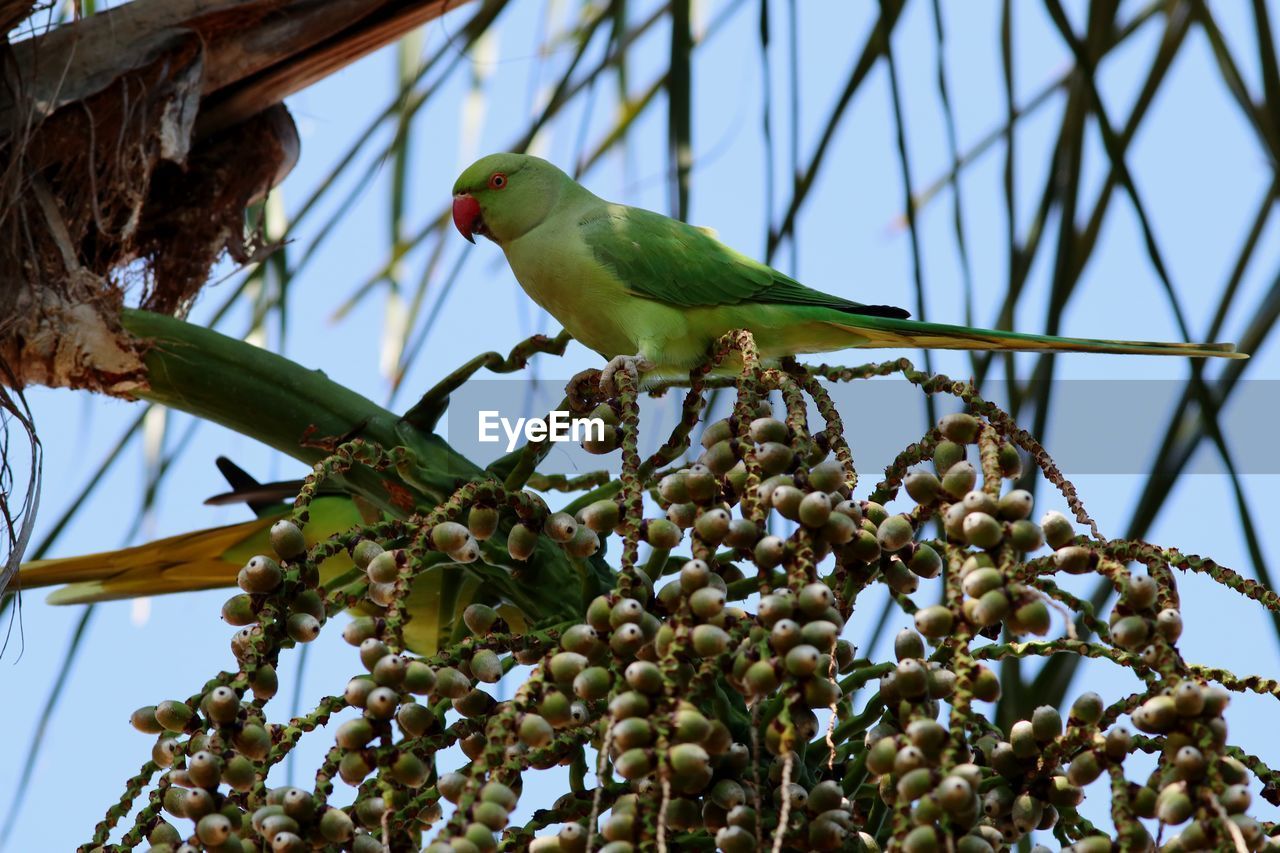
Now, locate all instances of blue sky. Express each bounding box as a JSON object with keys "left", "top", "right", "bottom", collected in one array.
[{"left": 3, "top": 0, "right": 1279, "bottom": 848}]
